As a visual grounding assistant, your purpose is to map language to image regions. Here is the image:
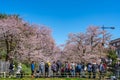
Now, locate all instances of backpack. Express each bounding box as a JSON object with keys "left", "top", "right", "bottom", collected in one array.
[
  {"left": 82, "top": 64, "right": 85, "bottom": 70},
  {"left": 77, "top": 64, "right": 81, "bottom": 70},
  {"left": 87, "top": 64, "right": 92, "bottom": 71},
  {"left": 99, "top": 64, "right": 105, "bottom": 72},
  {"left": 103, "top": 63, "right": 107, "bottom": 70},
  {"left": 45, "top": 63, "right": 49, "bottom": 69},
  {"left": 76, "top": 64, "right": 81, "bottom": 72},
  {"left": 92, "top": 64, "right": 97, "bottom": 72},
  {"left": 68, "top": 63, "right": 71, "bottom": 70},
  {"left": 51, "top": 64, "right": 57, "bottom": 72},
  {"left": 9, "top": 63, "right": 14, "bottom": 70}
]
